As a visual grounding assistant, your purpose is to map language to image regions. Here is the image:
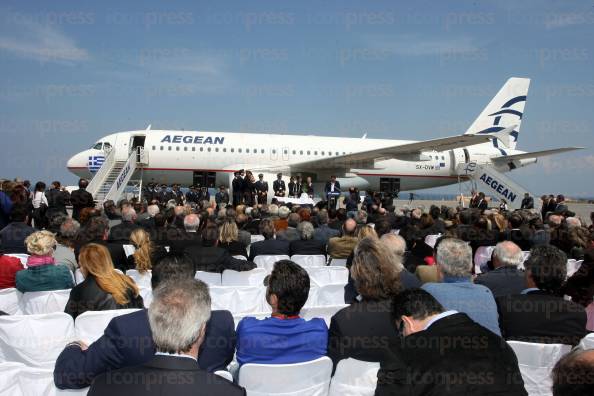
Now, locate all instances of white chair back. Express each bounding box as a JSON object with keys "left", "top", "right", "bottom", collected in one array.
[
  {"left": 75, "top": 309, "right": 142, "bottom": 344},
  {"left": 125, "top": 269, "right": 152, "bottom": 288},
  {"left": 423, "top": 234, "right": 441, "bottom": 249},
  {"left": 507, "top": 341, "right": 571, "bottom": 396},
  {"left": 214, "top": 370, "right": 234, "bottom": 382},
  {"left": 138, "top": 287, "right": 153, "bottom": 308},
  {"left": 301, "top": 305, "right": 348, "bottom": 327},
  {"left": 329, "top": 258, "right": 347, "bottom": 267},
  {"left": 0, "top": 362, "right": 26, "bottom": 394},
  {"left": 20, "top": 289, "right": 72, "bottom": 315},
  {"left": 2, "top": 364, "right": 89, "bottom": 395},
  {"left": 195, "top": 271, "right": 222, "bottom": 286},
  {"left": 222, "top": 268, "right": 267, "bottom": 286},
  {"left": 291, "top": 255, "right": 327, "bottom": 268},
  {"left": 315, "top": 284, "right": 346, "bottom": 306},
  {"left": 306, "top": 267, "right": 348, "bottom": 286},
  {"left": 254, "top": 255, "right": 290, "bottom": 272},
  {"left": 238, "top": 356, "right": 332, "bottom": 396},
  {"left": 328, "top": 358, "right": 380, "bottom": 396},
  {"left": 5, "top": 254, "right": 29, "bottom": 266},
  {"left": 250, "top": 235, "right": 265, "bottom": 244},
  {"left": 233, "top": 255, "right": 248, "bottom": 260},
  {"left": 0, "top": 287, "right": 22, "bottom": 314},
  {"left": 209, "top": 286, "right": 269, "bottom": 315},
  {"left": 473, "top": 245, "right": 495, "bottom": 274},
  {"left": 578, "top": 333, "right": 594, "bottom": 350},
  {"left": 75, "top": 268, "right": 85, "bottom": 284},
  {"left": 566, "top": 259, "right": 583, "bottom": 278},
  {"left": 0, "top": 312, "right": 75, "bottom": 367}
]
